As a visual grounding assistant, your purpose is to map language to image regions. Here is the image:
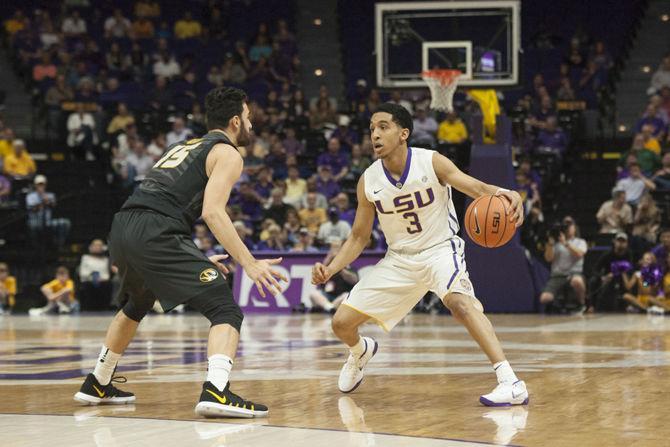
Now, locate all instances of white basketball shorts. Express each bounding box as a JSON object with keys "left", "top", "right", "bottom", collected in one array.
[{"left": 342, "top": 237, "right": 475, "bottom": 331}]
